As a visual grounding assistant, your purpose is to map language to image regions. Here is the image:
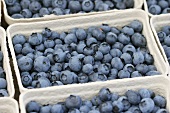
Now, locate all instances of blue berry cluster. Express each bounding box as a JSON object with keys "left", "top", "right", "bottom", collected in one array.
[
  {"left": 13, "top": 20, "right": 161, "bottom": 89},
  {"left": 157, "top": 25, "right": 170, "bottom": 64},
  {"left": 5, "top": 0, "right": 134, "bottom": 19},
  {"left": 147, "top": 0, "right": 170, "bottom": 15},
  {"left": 0, "top": 51, "right": 8, "bottom": 97},
  {"left": 26, "top": 88, "right": 168, "bottom": 113}
]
